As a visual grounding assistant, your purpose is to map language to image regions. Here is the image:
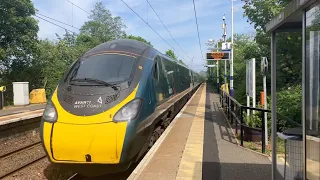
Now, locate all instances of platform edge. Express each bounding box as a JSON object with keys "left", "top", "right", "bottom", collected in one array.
[{"left": 127, "top": 84, "right": 204, "bottom": 180}]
